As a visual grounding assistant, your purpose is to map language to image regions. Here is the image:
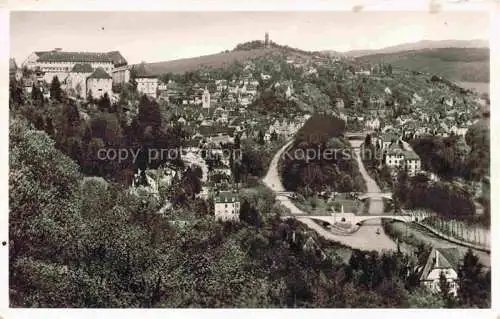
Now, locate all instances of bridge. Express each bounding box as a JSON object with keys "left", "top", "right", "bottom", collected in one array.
[
  {"left": 276, "top": 191, "right": 297, "bottom": 199},
  {"left": 307, "top": 212, "right": 416, "bottom": 226},
  {"left": 357, "top": 192, "right": 392, "bottom": 200}
]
